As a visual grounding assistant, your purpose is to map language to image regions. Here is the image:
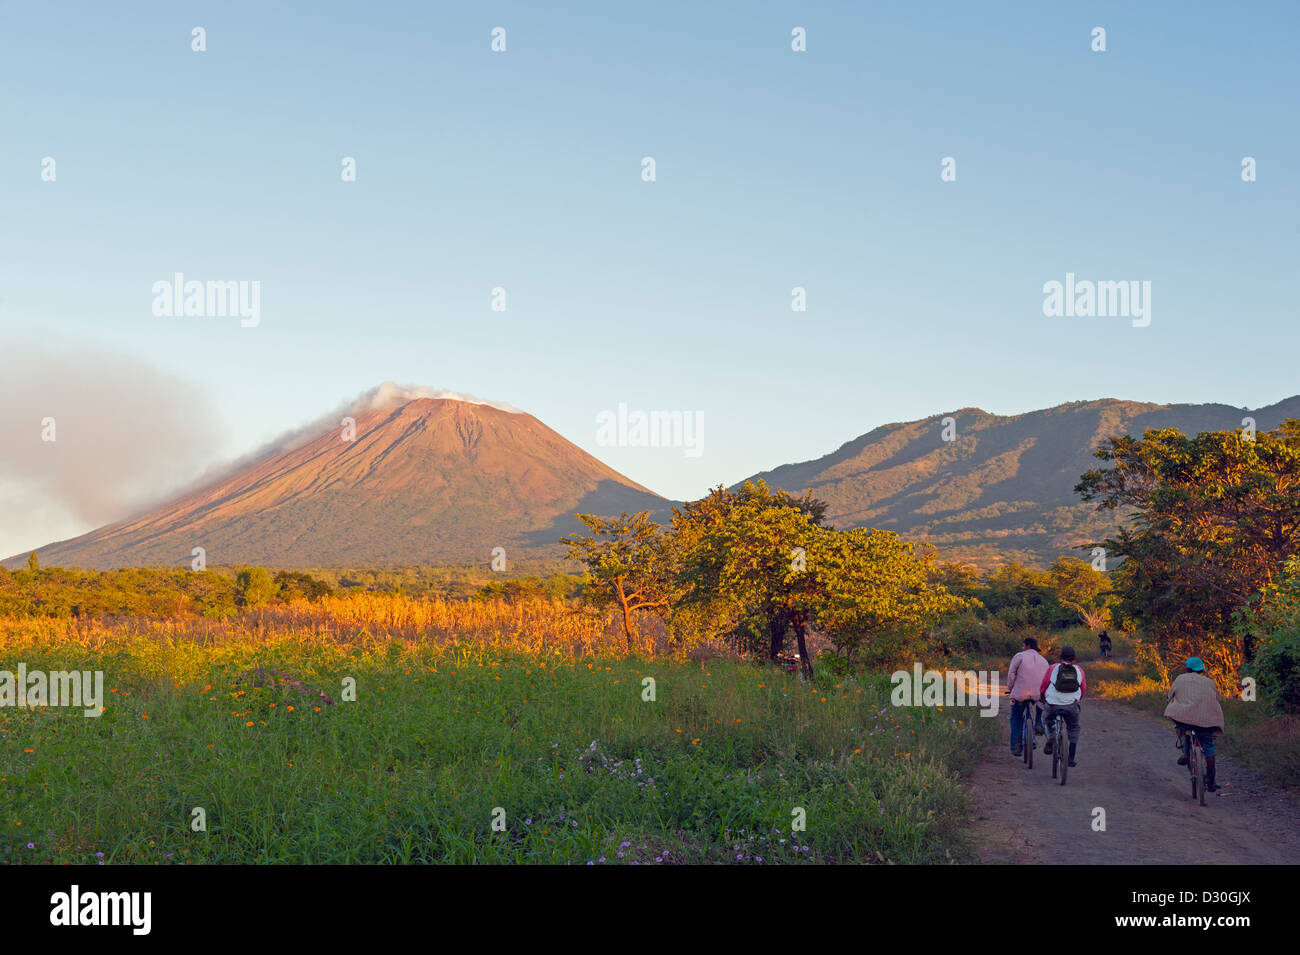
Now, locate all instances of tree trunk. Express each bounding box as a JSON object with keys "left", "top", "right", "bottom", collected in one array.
[
  {"left": 768, "top": 613, "right": 785, "bottom": 662},
  {"left": 794, "top": 621, "right": 812, "bottom": 679},
  {"left": 616, "top": 580, "right": 634, "bottom": 651}
]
